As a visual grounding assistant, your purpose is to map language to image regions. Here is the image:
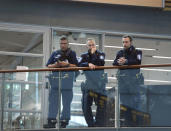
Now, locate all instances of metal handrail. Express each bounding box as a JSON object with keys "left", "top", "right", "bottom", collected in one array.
[{"left": 0, "top": 64, "right": 171, "bottom": 73}]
